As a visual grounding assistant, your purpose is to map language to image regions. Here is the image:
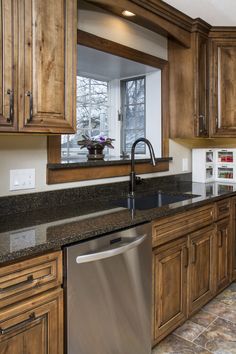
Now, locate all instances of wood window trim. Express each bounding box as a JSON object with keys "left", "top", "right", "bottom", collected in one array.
[{"left": 47, "top": 30, "right": 170, "bottom": 184}]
